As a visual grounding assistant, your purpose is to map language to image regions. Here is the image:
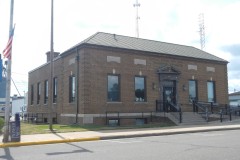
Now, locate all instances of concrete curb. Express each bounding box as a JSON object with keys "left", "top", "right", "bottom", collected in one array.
[
  {"left": 100, "top": 125, "right": 240, "bottom": 140},
  {"left": 0, "top": 137, "right": 100, "bottom": 148},
  {"left": 1, "top": 125, "right": 240, "bottom": 148}
]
